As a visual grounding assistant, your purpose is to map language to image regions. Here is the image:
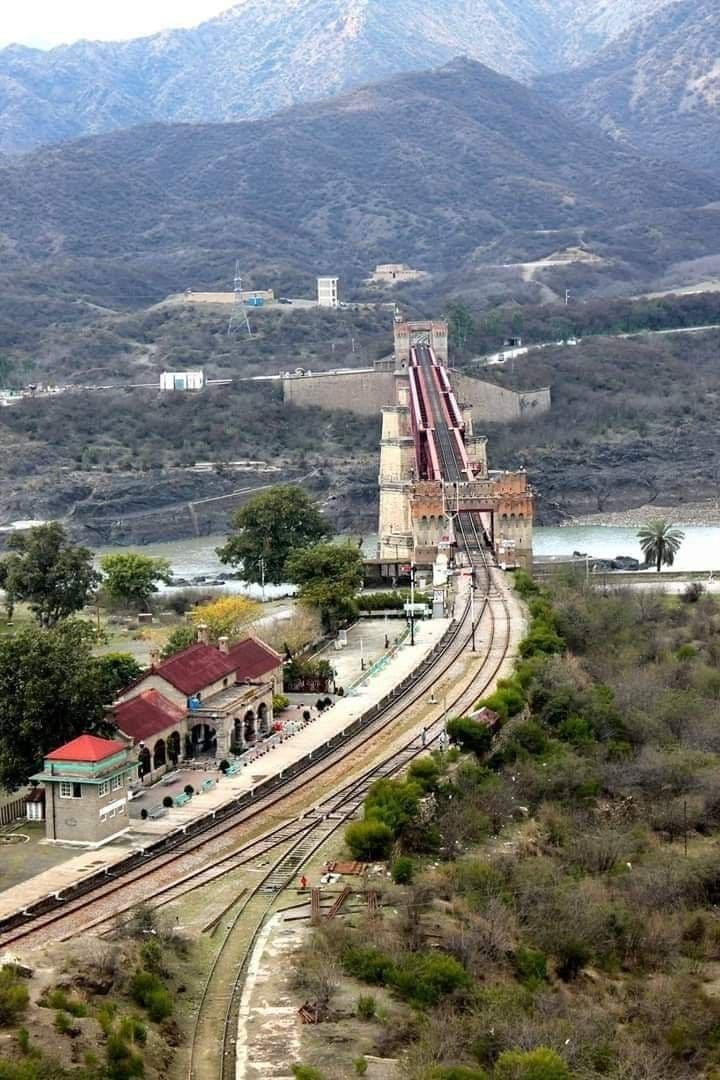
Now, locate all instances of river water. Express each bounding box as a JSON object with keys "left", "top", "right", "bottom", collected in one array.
[
  {"left": 534, "top": 525, "right": 720, "bottom": 572},
  {"left": 95, "top": 525, "right": 720, "bottom": 582}
]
